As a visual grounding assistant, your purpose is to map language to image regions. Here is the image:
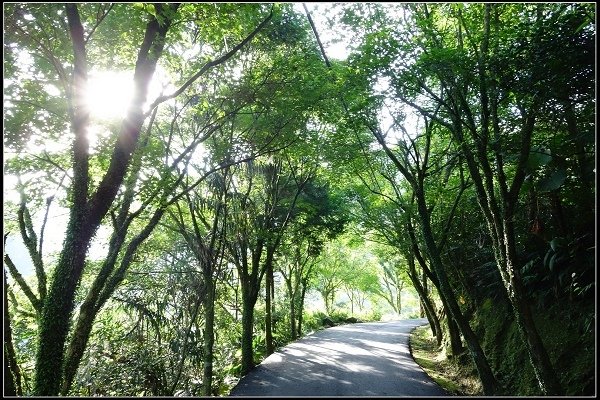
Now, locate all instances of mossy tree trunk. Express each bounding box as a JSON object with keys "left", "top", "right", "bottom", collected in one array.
[
  {"left": 4, "top": 266, "right": 22, "bottom": 396},
  {"left": 240, "top": 273, "right": 261, "bottom": 376},
  {"left": 407, "top": 222, "right": 462, "bottom": 354},
  {"left": 34, "top": 5, "right": 178, "bottom": 395},
  {"left": 60, "top": 107, "right": 163, "bottom": 395},
  {"left": 414, "top": 188, "right": 499, "bottom": 394},
  {"left": 61, "top": 206, "right": 167, "bottom": 395},
  {"left": 412, "top": 4, "right": 563, "bottom": 394},
  {"left": 445, "top": 314, "right": 463, "bottom": 357},
  {"left": 406, "top": 253, "right": 442, "bottom": 347}
]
